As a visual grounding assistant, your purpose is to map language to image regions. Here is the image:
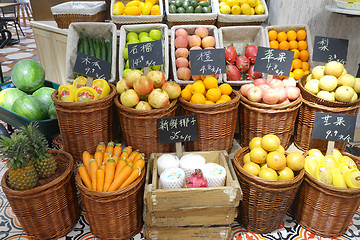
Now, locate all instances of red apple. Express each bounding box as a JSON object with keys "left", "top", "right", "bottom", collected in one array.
[
  {"left": 286, "top": 86, "right": 301, "bottom": 100},
  {"left": 274, "top": 87, "right": 288, "bottom": 103},
  {"left": 240, "top": 83, "right": 254, "bottom": 97},
  {"left": 188, "top": 35, "right": 202, "bottom": 48},
  {"left": 247, "top": 86, "right": 263, "bottom": 103},
  {"left": 269, "top": 79, "right": 284, "bottom": 89},
  {"left": 283, "top": 77, "right": 297, "bottom": 87},
  {"left": 147, "top": 70, "right": 166, "bottom": 88},
  {"left": 253, "top": 78, "right": 267, "bottom": 86},
  {"left": 161, "top": 81, "right": 181, "bottom": 99},
  {"left": 278, "top": 98, "right": 290, "bottom": 104},
  {"left": 148, "top": 89, "right": 170, "bottom": 109},
  {"left": 259, "top": 84, "right": 271, "bottom": 92},
  {"left": 133, "top": 75, "right": 154, "bottom": 95},
  {"left": 262, "top": 88, "right": 279, "bottom": 105}
]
